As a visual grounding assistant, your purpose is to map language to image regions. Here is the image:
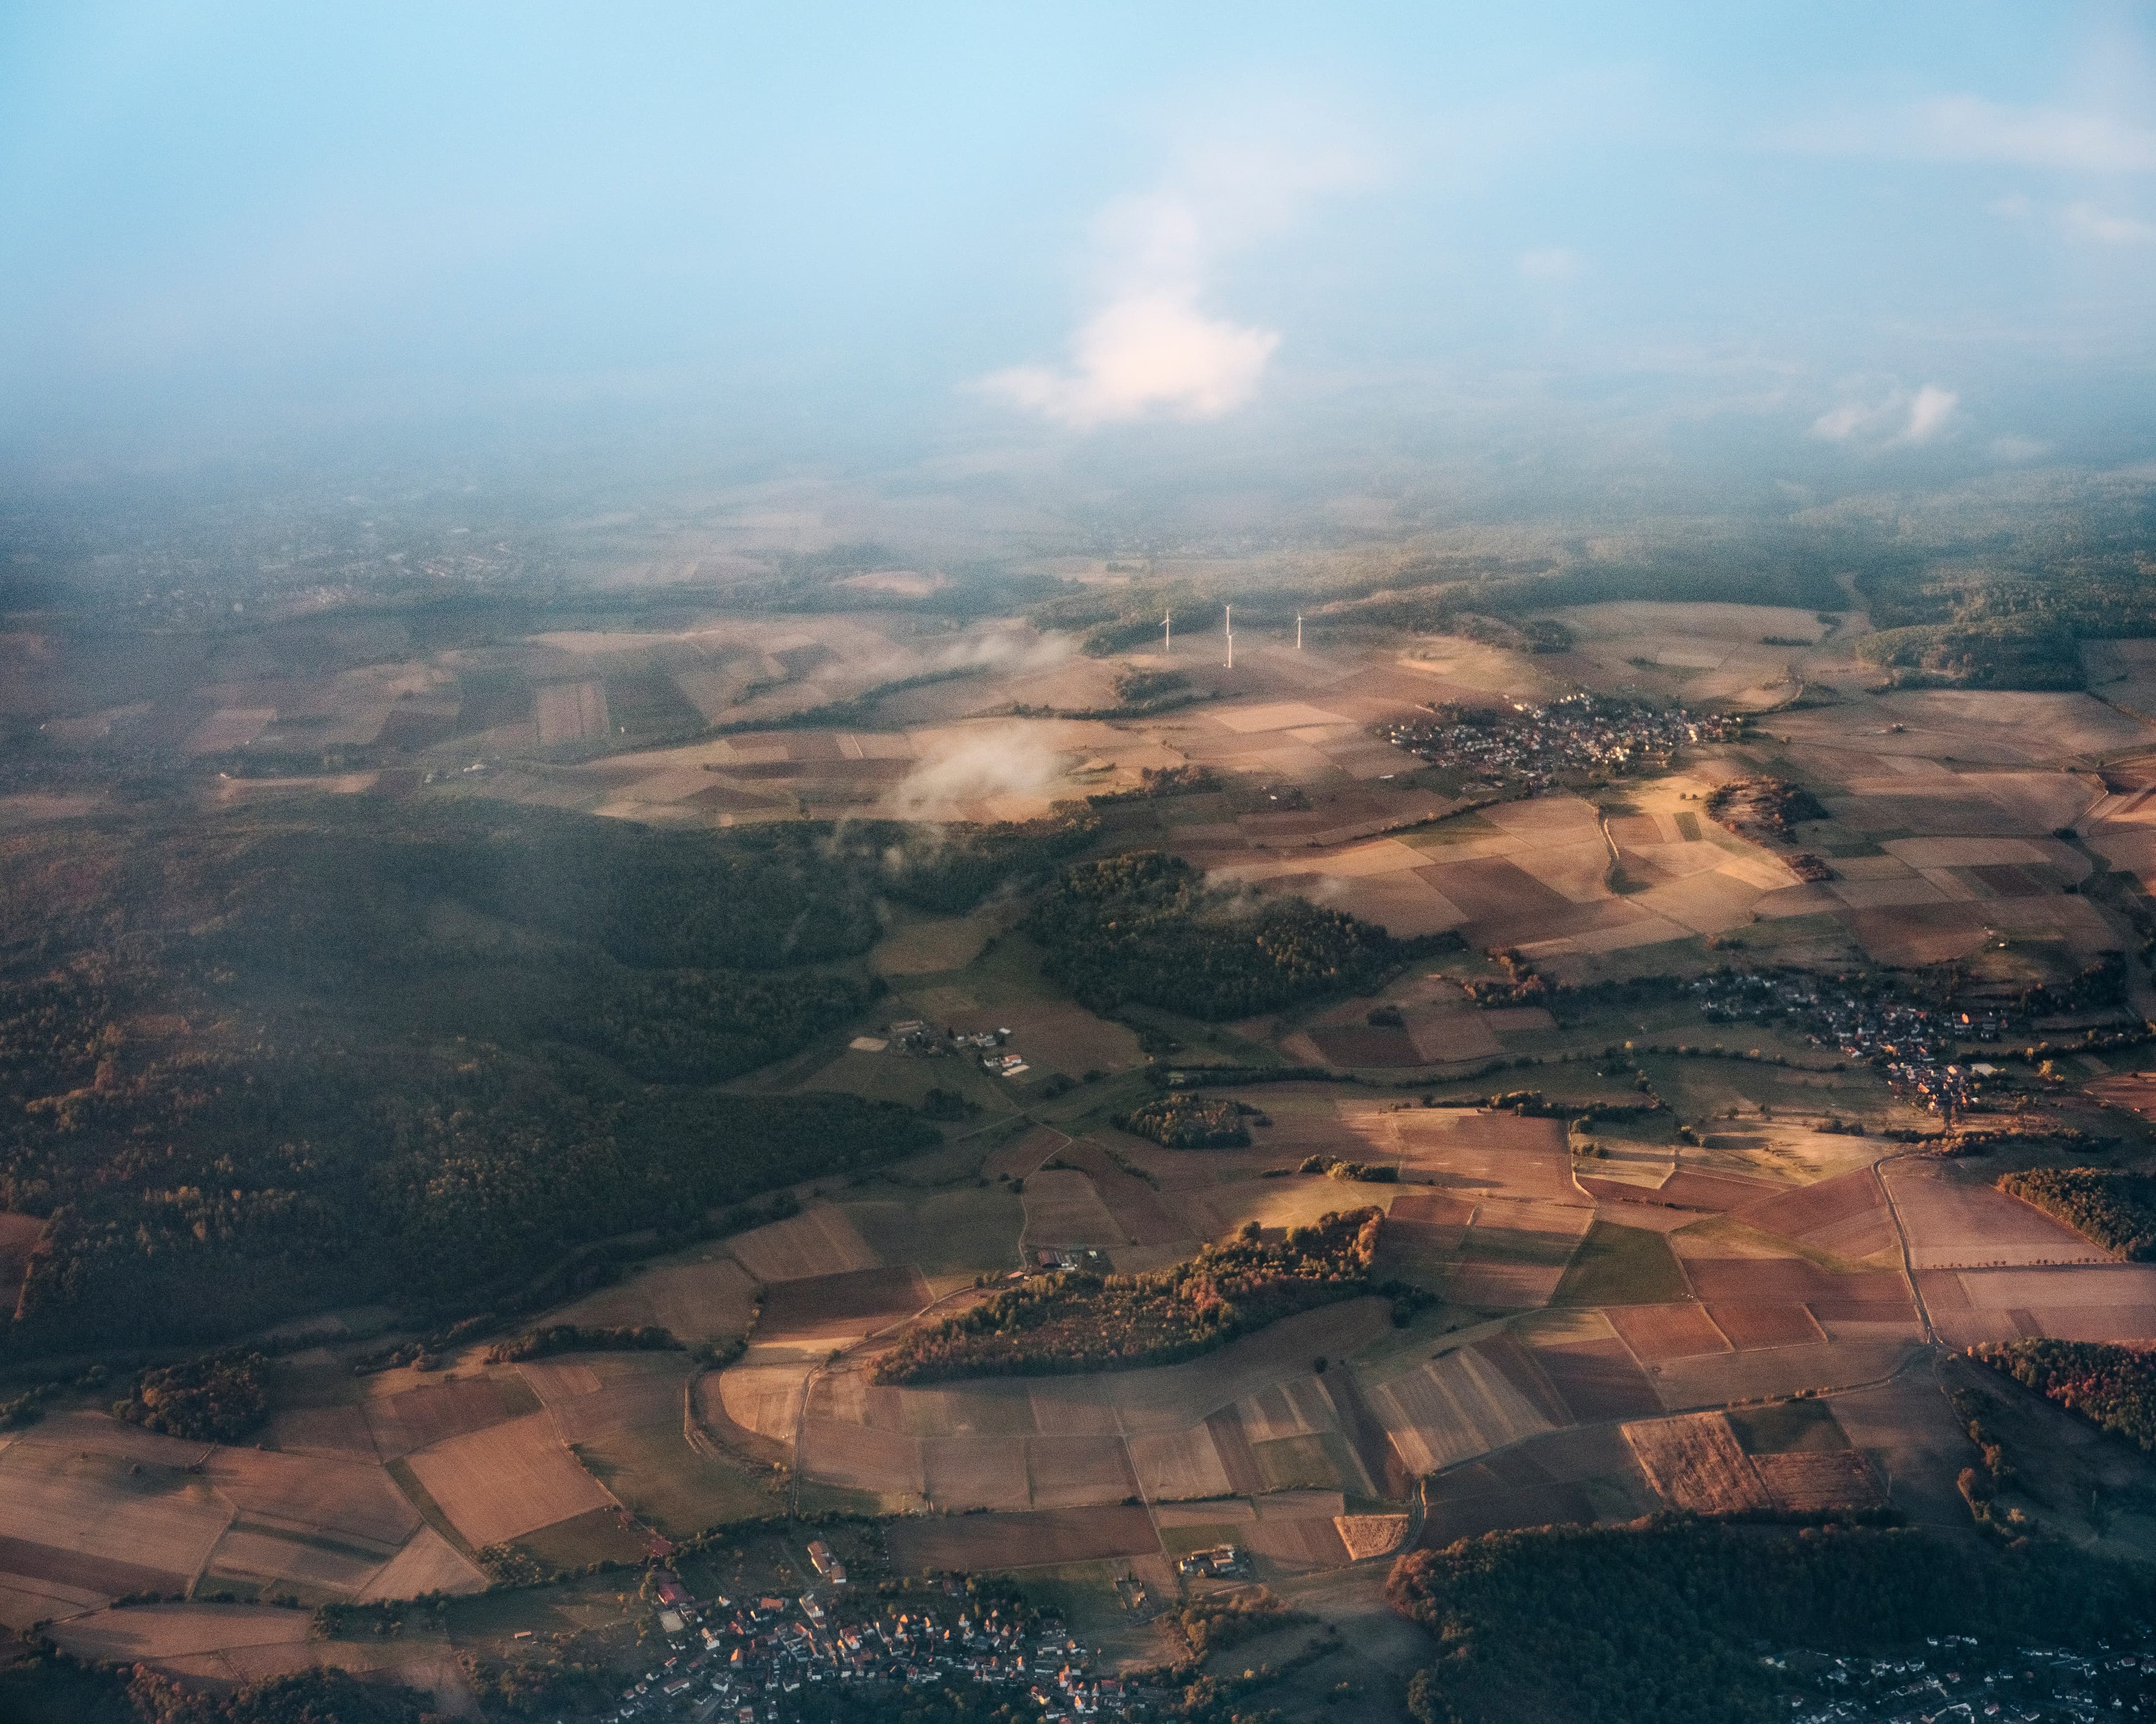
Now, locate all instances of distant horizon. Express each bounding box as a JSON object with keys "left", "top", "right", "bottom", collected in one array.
[{"left": 4, "top": 2, "right": 2154, "bottom": 504}]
